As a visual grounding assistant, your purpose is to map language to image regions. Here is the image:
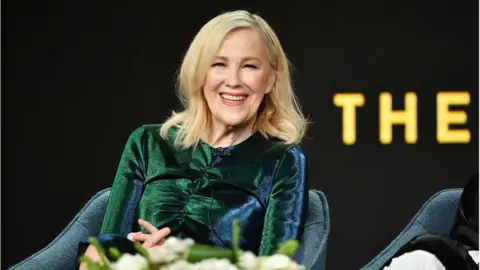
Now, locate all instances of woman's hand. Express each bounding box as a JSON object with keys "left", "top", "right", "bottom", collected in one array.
[{"left": 127, "top": 219, "right": 171, "bottom": 249}]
